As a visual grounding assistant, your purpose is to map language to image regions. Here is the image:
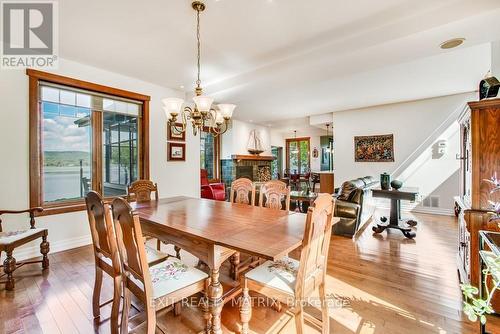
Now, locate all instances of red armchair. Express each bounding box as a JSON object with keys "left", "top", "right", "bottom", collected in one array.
[{"left": 200, "top": 169, "right": 226, "bottom": 201}]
